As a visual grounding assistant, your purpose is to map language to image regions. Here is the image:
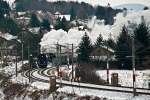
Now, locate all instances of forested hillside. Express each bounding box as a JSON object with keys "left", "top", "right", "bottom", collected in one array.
[{"left": 15, "top": 0, "right": 122, "bottom": 24}]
